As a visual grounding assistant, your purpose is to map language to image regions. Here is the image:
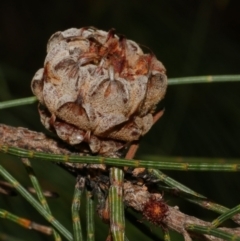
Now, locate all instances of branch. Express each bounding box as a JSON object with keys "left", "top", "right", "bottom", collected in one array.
[{"left": 0, "top": 123, "right": 240, "bottom": 241}]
